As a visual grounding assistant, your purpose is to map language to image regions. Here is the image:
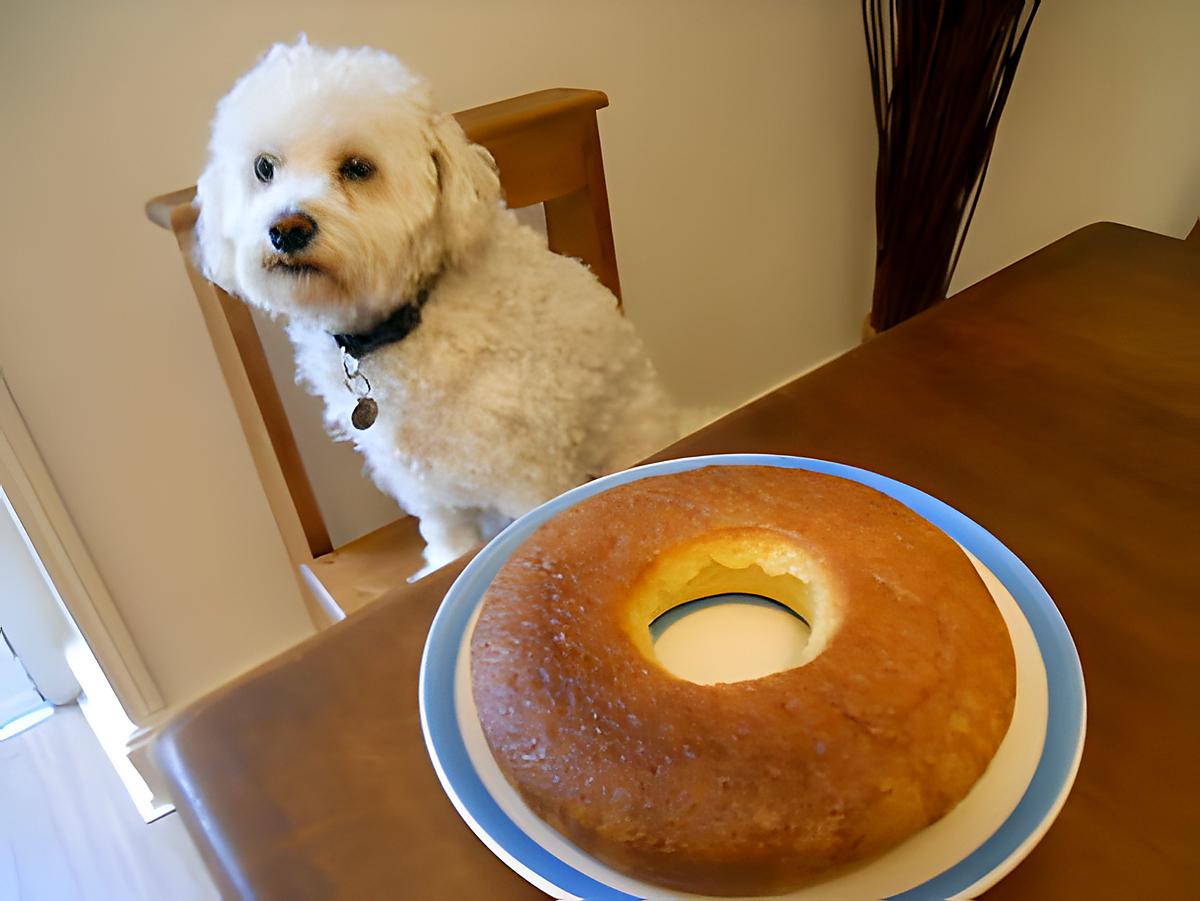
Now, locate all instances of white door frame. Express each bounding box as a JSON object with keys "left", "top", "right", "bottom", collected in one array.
[
  {"left": 0, "top": 373, "right": 163, "bottom": 724},
  {"left": 0, "top": 628, "right": 44, "bottom": 724}
]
